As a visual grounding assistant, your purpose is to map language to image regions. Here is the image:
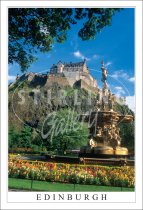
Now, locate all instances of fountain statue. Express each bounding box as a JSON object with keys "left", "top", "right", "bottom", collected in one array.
[{"left": 80, "top": 60, "right": 134, "bottom": 157}]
